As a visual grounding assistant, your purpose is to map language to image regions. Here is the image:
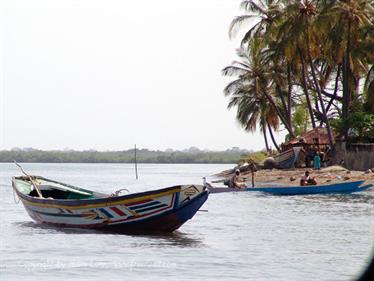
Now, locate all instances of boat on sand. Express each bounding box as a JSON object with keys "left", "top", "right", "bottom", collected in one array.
[{"left": 273, "top": 147, "right": 302, "bottom": 169}]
